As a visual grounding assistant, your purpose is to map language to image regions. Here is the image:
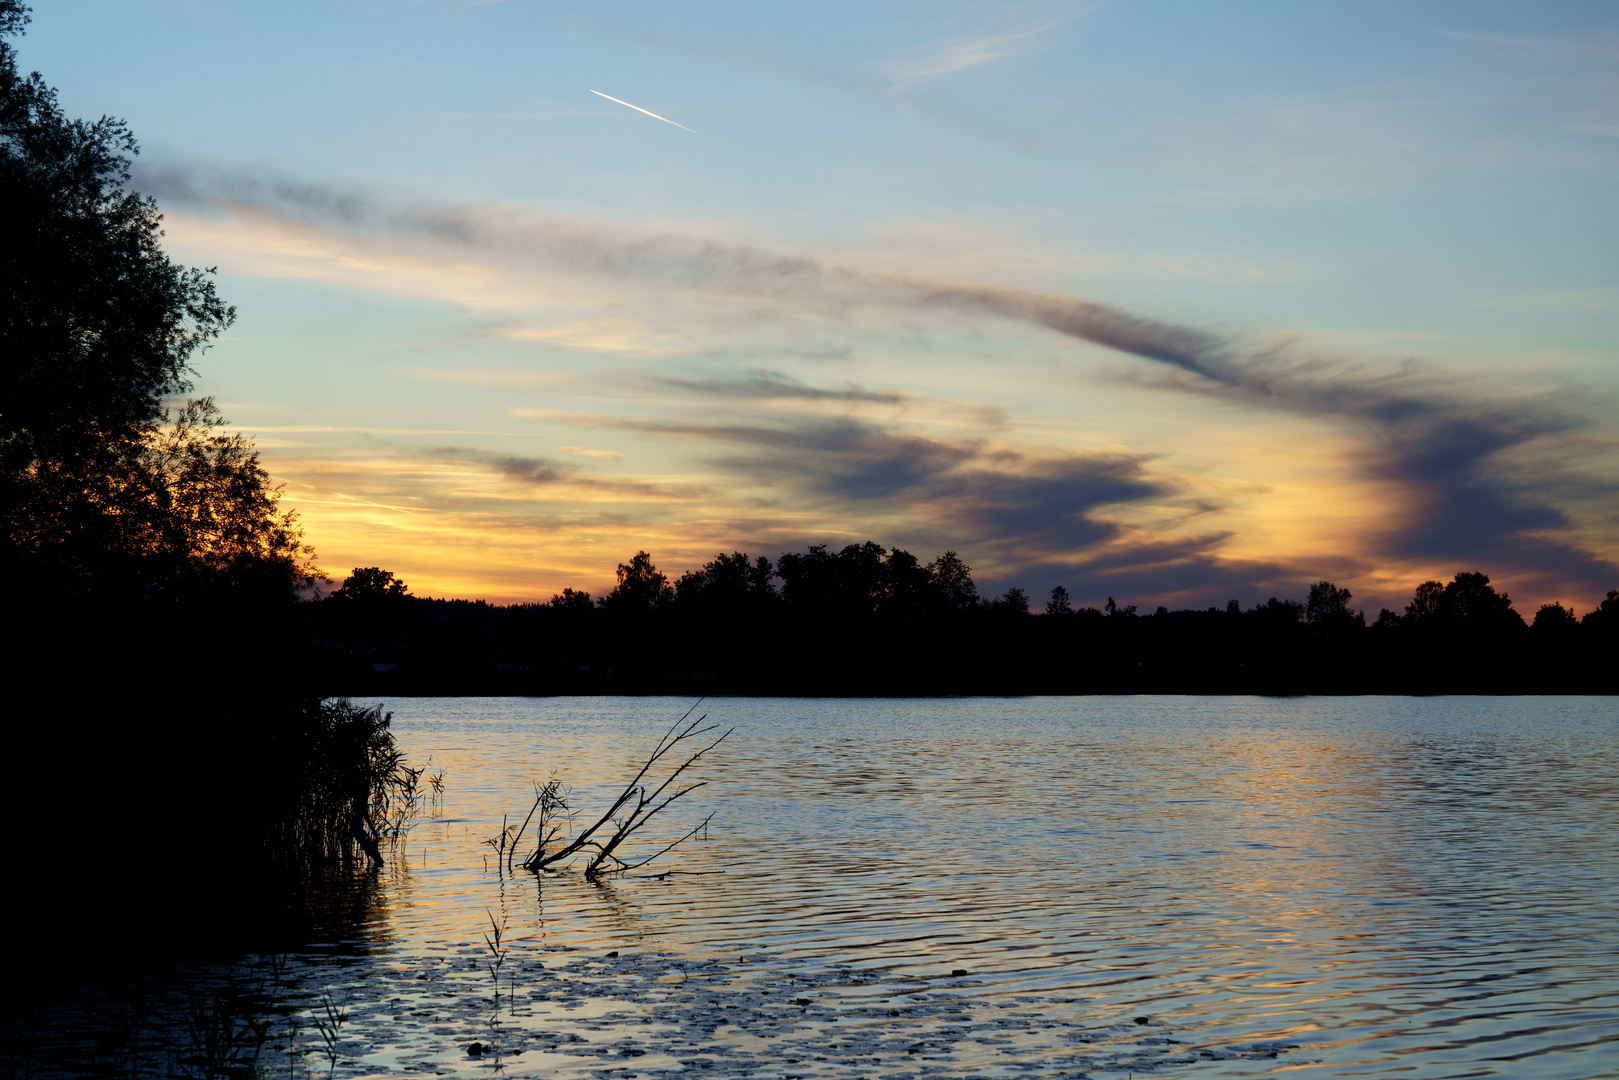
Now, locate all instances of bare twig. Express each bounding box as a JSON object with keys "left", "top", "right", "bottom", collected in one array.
[
  {"left": 518, "top": 701, "right": 729, "bottom": 878},
  {"left": 509, "top": 775, "right": 567, "bottom": 873},
  {"left": 594, "top": 812, "right": 715, "bottom": 875}
]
